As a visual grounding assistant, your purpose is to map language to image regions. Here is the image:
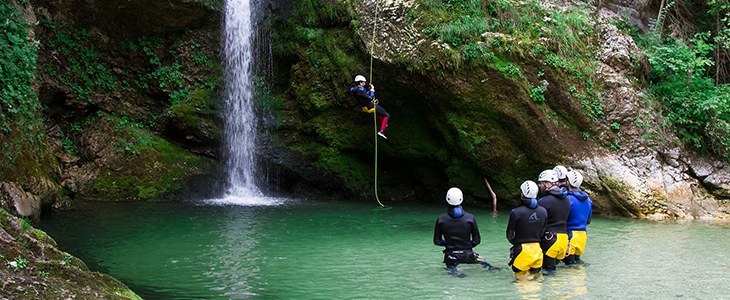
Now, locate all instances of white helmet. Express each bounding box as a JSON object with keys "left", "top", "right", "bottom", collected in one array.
[
  {"left": 446, "top": 187, "right": 463, "bottom": 206},
  {"left": 538, "top": 169, "right": 558, "bottom": 183},
  {"left": 553, "top": 165, "right": 568, "bottom": 180},
  {"left": 520, "top": 180, "right": 538, "bottom": 198},
  {"left": 567, "top": 170, "right": 583, "bottom": 188},
  {"left": 354, "top": 75, "right": 366, "bottom": 83}
]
